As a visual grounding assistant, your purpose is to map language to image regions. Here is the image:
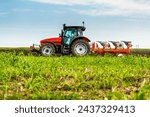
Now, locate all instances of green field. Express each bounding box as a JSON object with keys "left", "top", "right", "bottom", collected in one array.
[{"left": 0, "top": 51, "right": 150, "bottom": 100}]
